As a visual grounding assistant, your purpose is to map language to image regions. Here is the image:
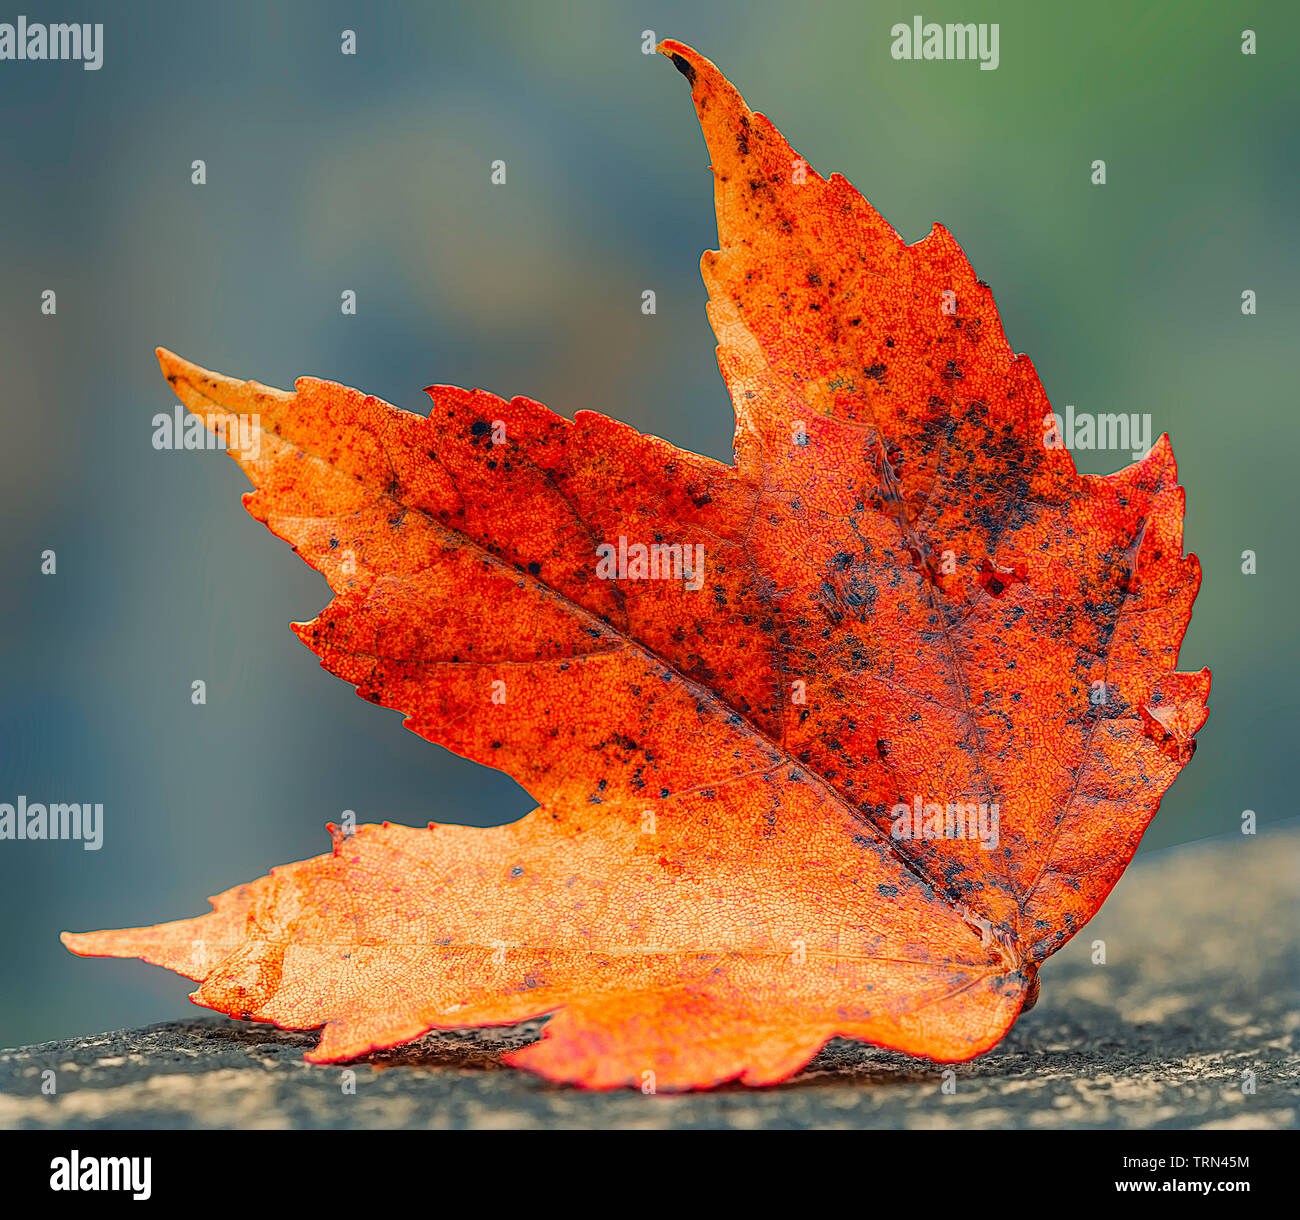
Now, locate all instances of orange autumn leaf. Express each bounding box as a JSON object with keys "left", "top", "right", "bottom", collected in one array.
[{"left": 63, "top": 41, "right": 1208, "bottom": 1090}]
